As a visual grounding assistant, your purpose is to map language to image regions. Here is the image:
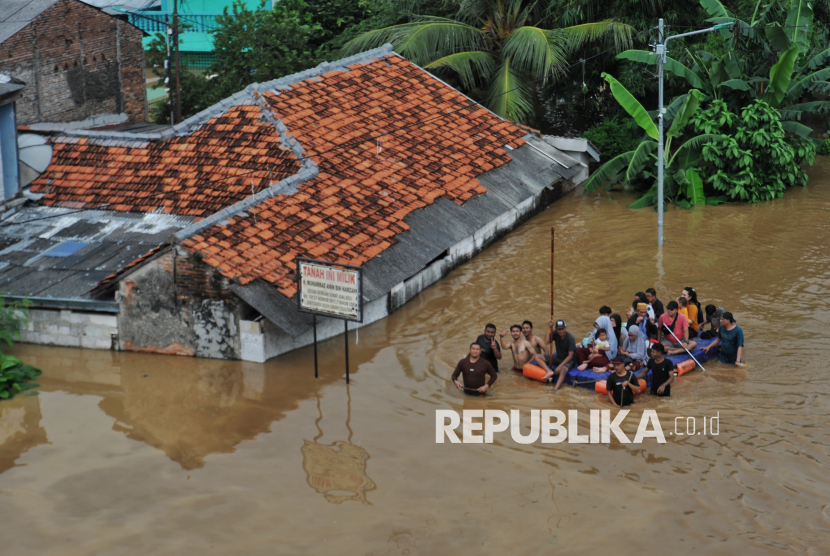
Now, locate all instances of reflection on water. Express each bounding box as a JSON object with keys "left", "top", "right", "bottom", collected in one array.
[
  {"left": 2, "top": 158, "right": 830, "bottom": 554},
  {"left": 302, "top": 389, "right": 375, "bottom": 504},
  {"left": 0, "top": 396, "right": 47, "bottom": 474}
]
